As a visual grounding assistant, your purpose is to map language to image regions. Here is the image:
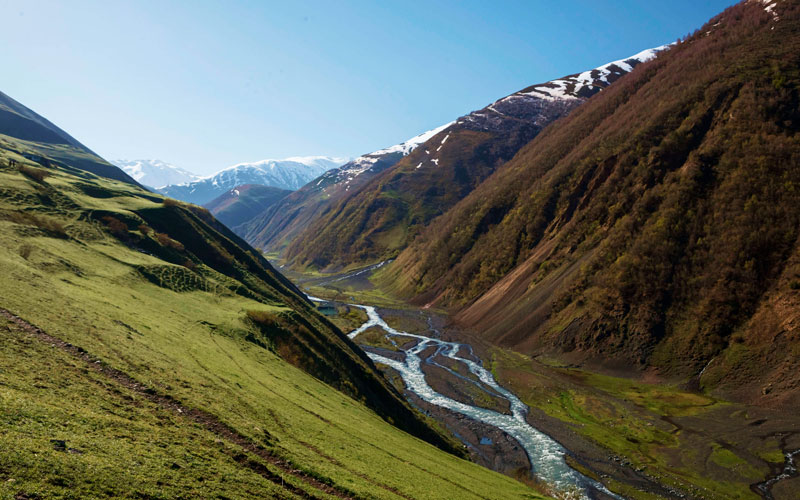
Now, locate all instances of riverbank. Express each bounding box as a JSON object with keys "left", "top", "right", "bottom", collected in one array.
[{"left": 280, "top": 261, "right": 800, "bottom": 499}]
